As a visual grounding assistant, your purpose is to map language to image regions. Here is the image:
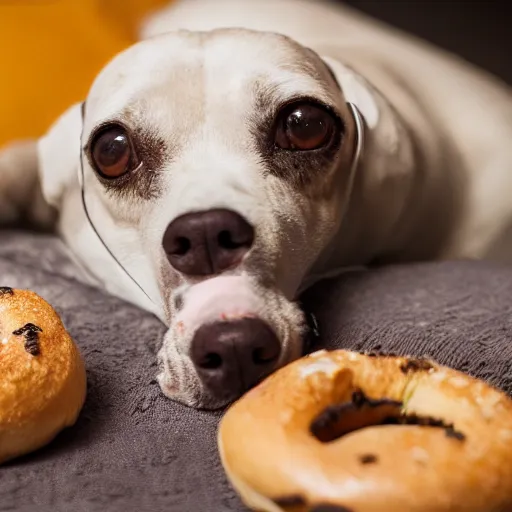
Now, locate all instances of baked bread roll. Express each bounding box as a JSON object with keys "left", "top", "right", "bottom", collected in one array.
[
  {"left": 0, "top": 287, "right": 86, "bottom": 464},
  {"left": 218, "top": 349, "right": 512, "bottom": 512}
]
